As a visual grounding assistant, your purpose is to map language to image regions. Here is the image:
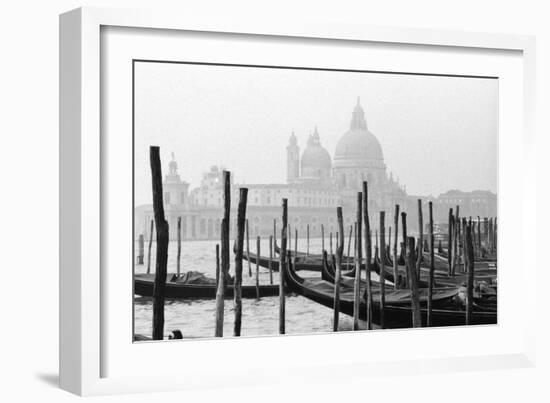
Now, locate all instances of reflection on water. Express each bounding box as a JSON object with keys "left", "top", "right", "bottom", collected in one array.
[{"left": 134, "top": 238, "right": 371, "bottom": 339}]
